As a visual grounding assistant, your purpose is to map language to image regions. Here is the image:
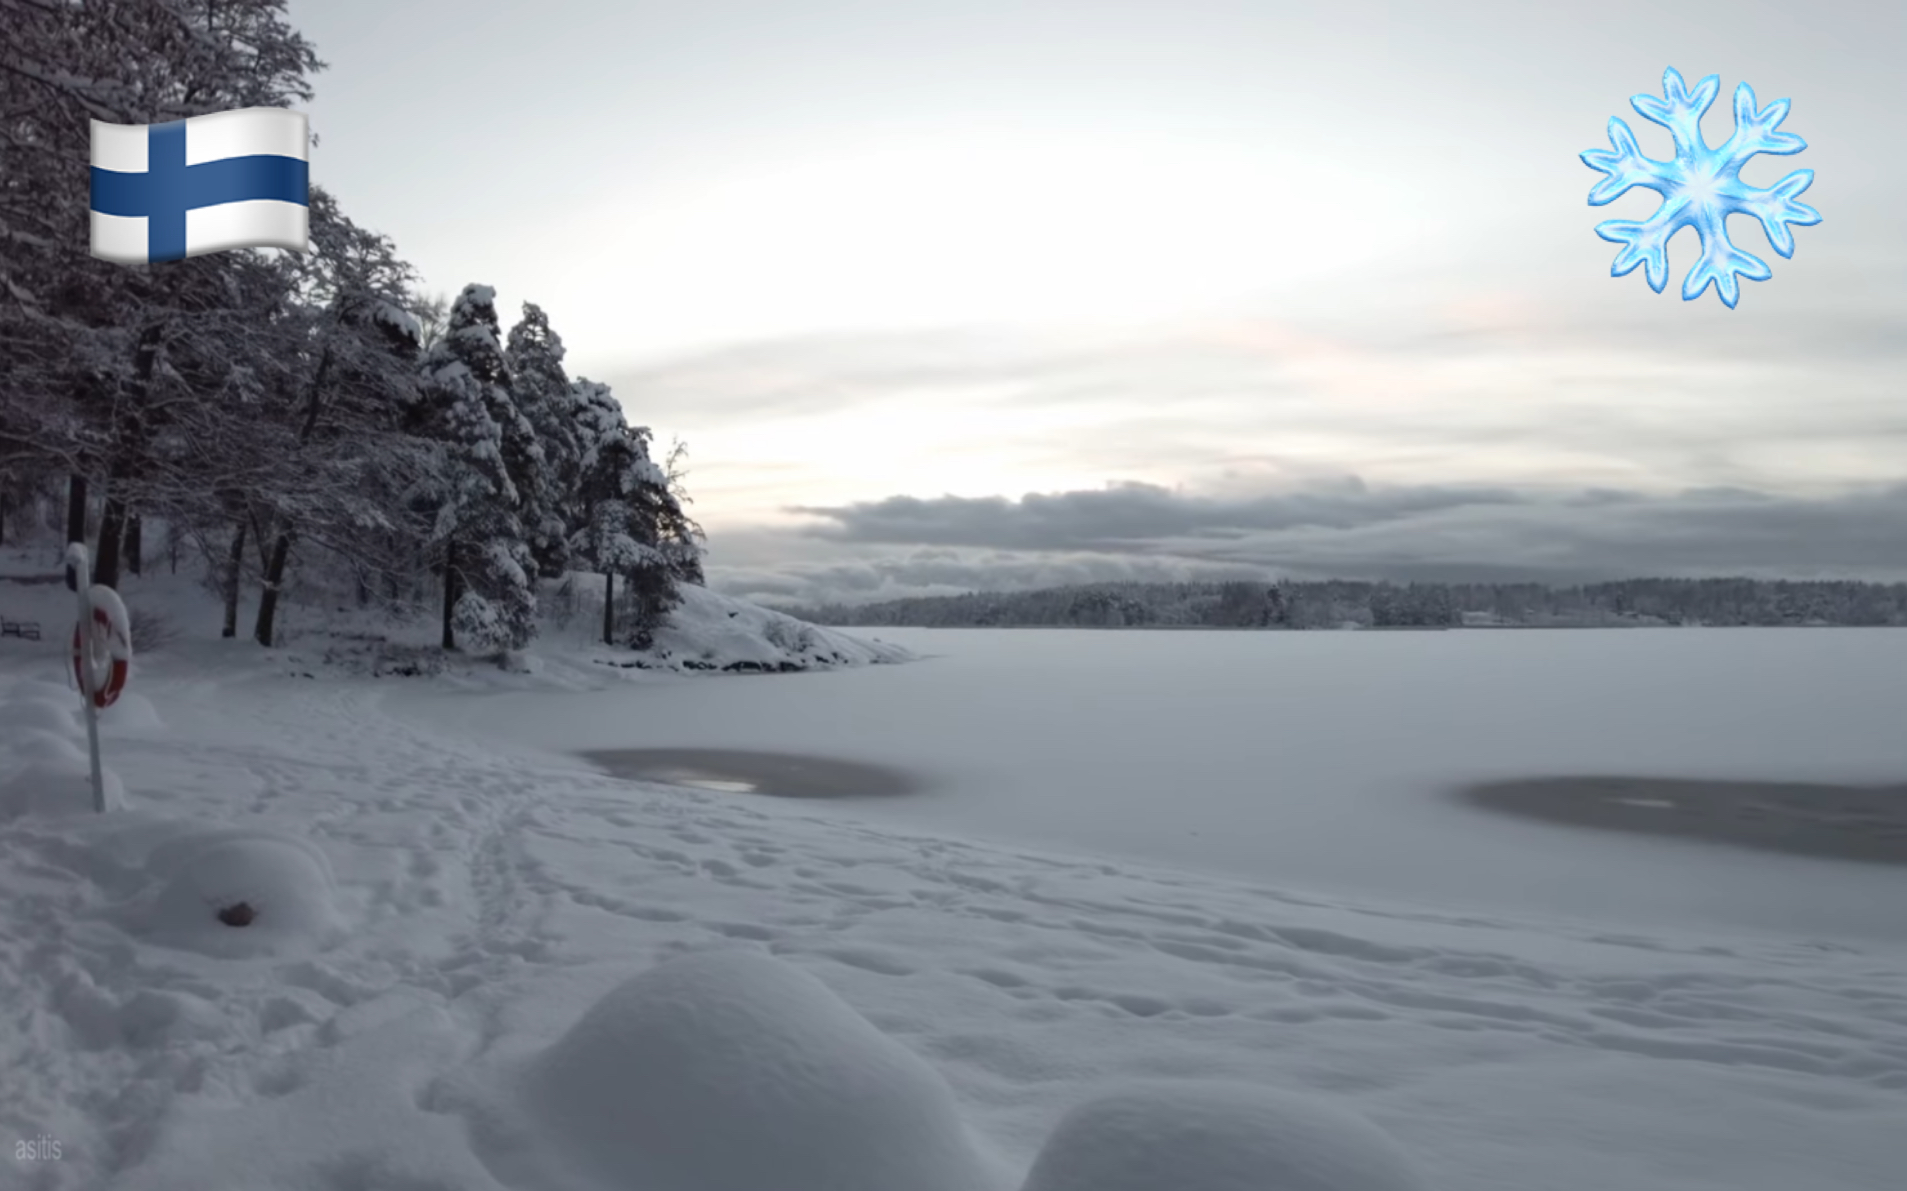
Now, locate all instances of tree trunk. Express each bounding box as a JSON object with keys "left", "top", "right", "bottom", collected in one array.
[
  {"left": 94, "top": 325, "right": 163, "bottom": 592},
  {"left": 440, "top": 538, "right": 458, "bottom": 651},
  {"left": 221, "top": 522, "right": 247, "bottom": 638},
  {"left": 602, "top": 569, "right": 616, "bottom": 646},
  {"left": 125, "top": 514, "right": 142, "bottom": 576},
  {"left": 249, "top": 506, "right": 272, "bottom": 572},
  {"left": 94, "top": 495, "right": 126, "bottom": 588},
  {"left": 64, "top": 474, "right": 87, "bottom": 591},
  {"left": 254, "top": 533, "right": 292, "bottom": 647}
]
